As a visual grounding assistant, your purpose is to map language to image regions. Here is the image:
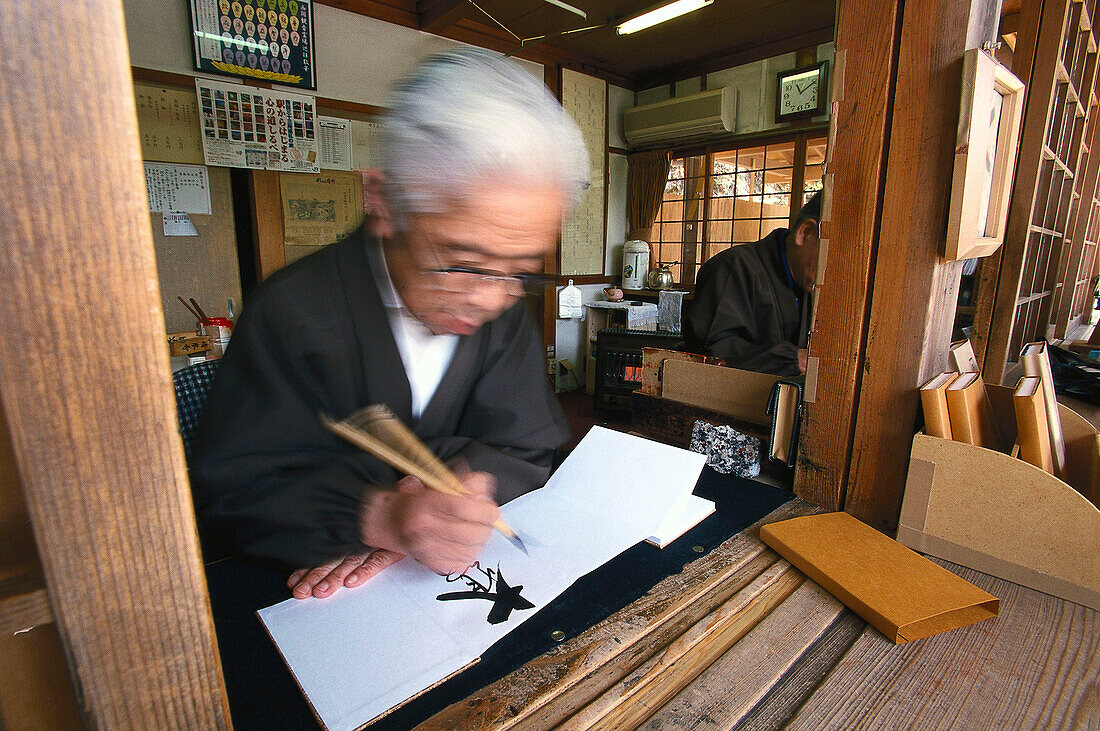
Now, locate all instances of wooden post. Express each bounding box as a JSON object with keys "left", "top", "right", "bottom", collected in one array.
[
  {"left": 251, "top": 169, "right": 286, "bottom": 279},
  {"left": 794, "top": 0, "right": 901, "bottom": 510},
  {"left": 842, "top": 0, "right": 1003, "bottom": 531},
  {"left": 0, "top": 0, "right": 230, "bottom": 726}
]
